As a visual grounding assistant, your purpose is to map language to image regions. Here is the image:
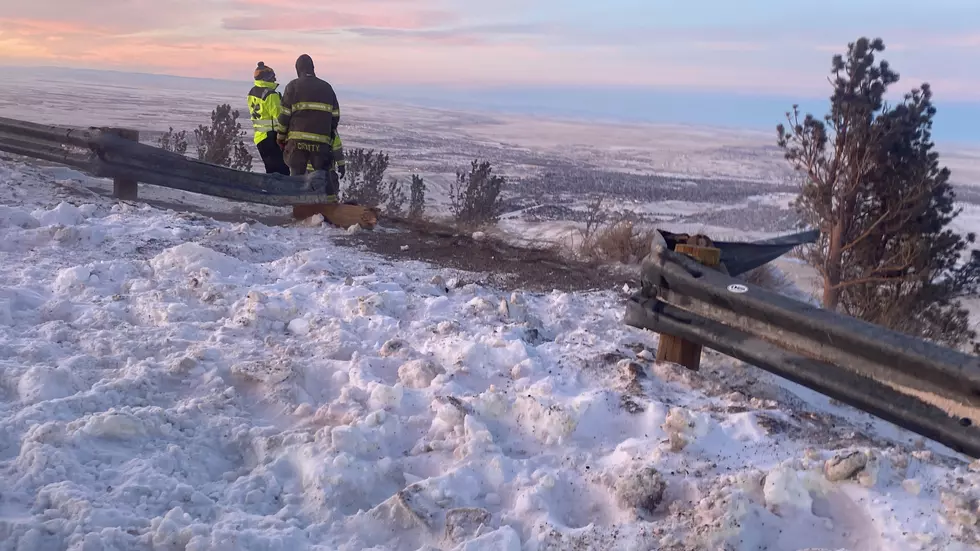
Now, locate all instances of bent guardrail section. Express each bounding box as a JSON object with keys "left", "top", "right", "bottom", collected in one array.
[
  {"left": 626, "top": 230, "right": 980, "bottom": 457},
  {"left": 0, "top": 116, "right": 338, "bottom": 206}
]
